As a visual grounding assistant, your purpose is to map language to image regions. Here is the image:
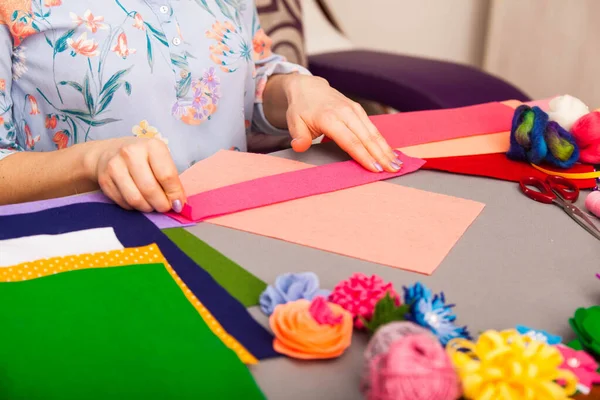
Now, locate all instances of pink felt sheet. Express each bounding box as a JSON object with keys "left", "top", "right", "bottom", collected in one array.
[
  {"left": 168, "top": 151, "right": 426, "bottom": 223},
  {"left": 176, "top": 151, "right": 485, "bottom": 274},
  {"left": 369, "top": 101, "right": 514, "bottom": 149}
]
